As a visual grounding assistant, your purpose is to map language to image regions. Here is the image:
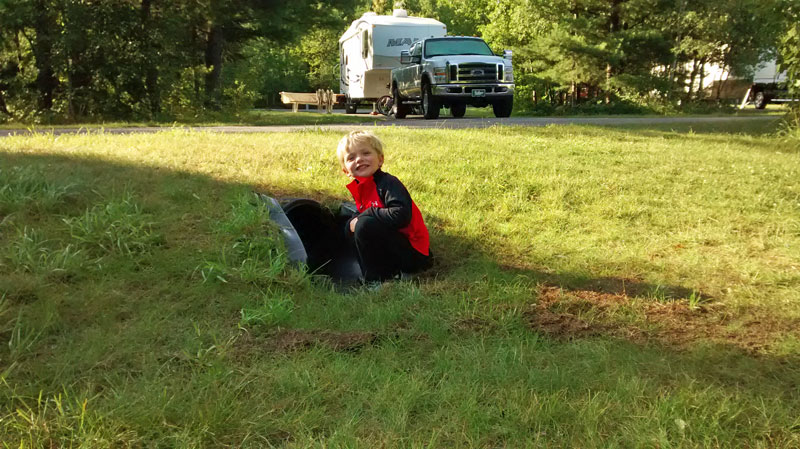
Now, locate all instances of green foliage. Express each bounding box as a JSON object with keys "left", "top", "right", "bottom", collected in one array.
[
  {"left": 477, "top": 0, "right": 788, "bottom": 110},
  {"left": 0, "top": 0, "right": 794, "bottom": 118},
  {"left": 778, "top": 16, "right": 800, "bottom": 136}
]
